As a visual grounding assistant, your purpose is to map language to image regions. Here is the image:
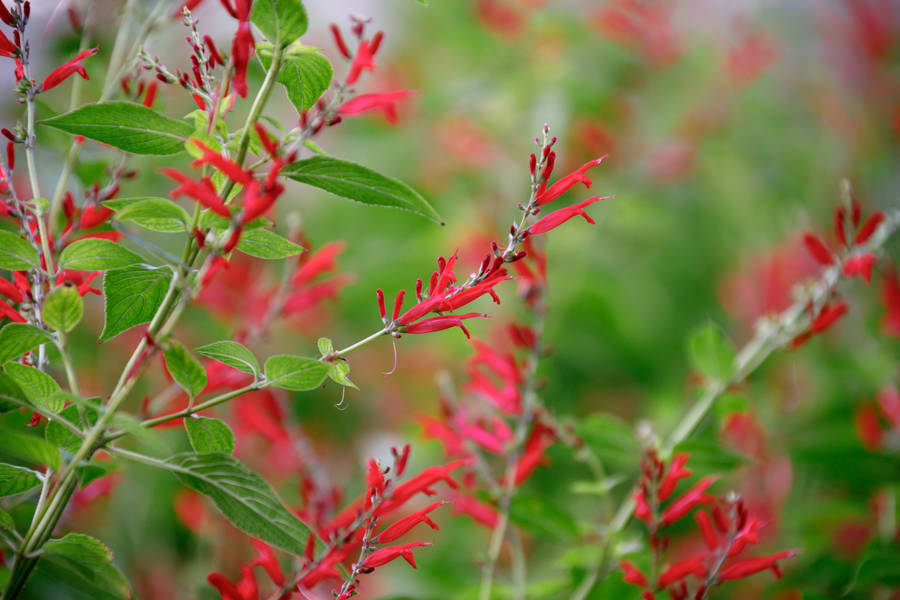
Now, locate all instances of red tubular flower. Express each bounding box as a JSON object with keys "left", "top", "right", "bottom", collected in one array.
[
  {"left": 0, "top": 31, "right": 16, "bottom": 58},
  {"left": 41, "top": 48, "right": 99, "bottom": 91},
  {"left": 291, "top": 242, "right": 343, "bottom": 287},
  {"left": 382, "top": 458, "right": 468, "bottom": 508},
  {"left": 658, "top": 453, "right": 691, "bottom": 501},
  {"left": 377, "top": 500, "right": 449, "bottom": 543},
  {"left": 877, "top": 385, "right": 900, "bottom": 429},
  {"left": 253, "top": 122, "right": 279, "bottom": 157},
  {"left": 0, "top": 2, "right": 14, "bottom": 27},
  {"left": 437, "top": 270, "right": 511, "bottom": 312},
  {"left": 338, "top": 91, "right": 416, "bottom": 124},
  {"left": 362, "top": 541, "right": 431, "bottom": 569},
  {"left": 802, "top": 232, "right": 833, "bottom": 266},
  {"left": 855, "top": 211, "right": 884, "bottom": 245},
  {"left": 660, "top": 476, "right": 717, "bottom": 525},
  {"left": 0, "top": 277, "right": 24, "bottom": 303},
  {"left": 330, "top": 24, "right": 351, "bottom": 59},
  {"left": 376, "top": 288, "right": 386, "bottom": 319},
  {"left": 191, "top": 140, "right": 253, "bottom": 185},
  {"left": 208, "top": 565, "right": 258, "bottom": 600},
  {"left": 834, "top": 205, "right": 847, "bottom": 247},
  {"left": 241, "top": 179, "right": 283, "bottom": 223},
  {"left": 527, "top": 196, "right": 611, "bottom": 235},
  {"left": 0, "top": 298, "right": 25, "bottom": 323},
  {"left": 79, "top": 204, "right": 114, "bottom": 229},
  {"left": 231, "top": 10, "right": 255, "bottom": 98},
  {"left": 842, "top": 253, "right": 876, "bottom": 283},
  {"left": 619, "top": 560, "right": 648, "bottom": 587},
  {"left": 367, "top": 458, "right": 386, "bottom": 497},
  {"left": 633, "top": 488, "right": 652, "bottom": 524},
  {"left": 536, "top": 156, "right": 607, "bottom": 205},
  {"left": 447, "top": 491, "right": 498, "bottom": 528},
  {"left": 855, "top": 404, "right": 884, "bottom": 451},
  {"left": 163, "top": 168, "right": 231, "bottom": 217},
  {"left": 142, "top": 81, "right": 158, "bottom": 108},
  {"left": 346, "top": 38, "right": 377, "bottom": 85},
  {"left": 656, "top": 554, "right": 707, "bottom": 587},
  {"left": 250, "top": 540, "right": 285, "bottom": 587},
  {"left": 810, "top": 301, "right": 848, "bottom": 334},
  {"left": 513, "top": 423, "right": 556, "bottom": 485},
  {"left": 717, "top": 550, "right": 798, "bottom": 581},
  {"left": 404, "top": 312, "right": 488, "bottom": 339},
  {"left": 882, "top": 268, "right": 900, "bottom": 336},
  {"left": 727, "top": 518, "right": 763, "bottom": 556},
  {"left": 695, "top": 510, "right": 718, "bottom": 551}
]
